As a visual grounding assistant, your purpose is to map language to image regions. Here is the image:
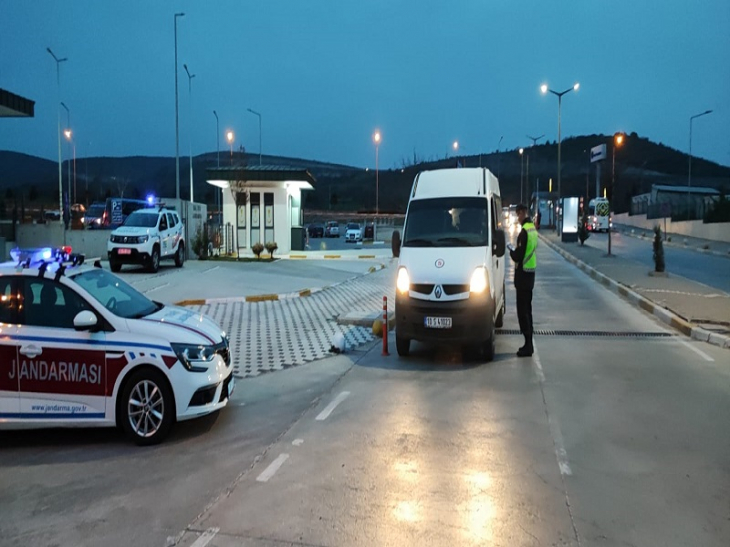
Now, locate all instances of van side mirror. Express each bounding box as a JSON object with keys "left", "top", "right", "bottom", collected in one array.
[
  {"left": 392, "top": 230, "right": 401, "bottom": 258},
  {"left": 492, "top": 229, "right": 506, "bottom": 257}
]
